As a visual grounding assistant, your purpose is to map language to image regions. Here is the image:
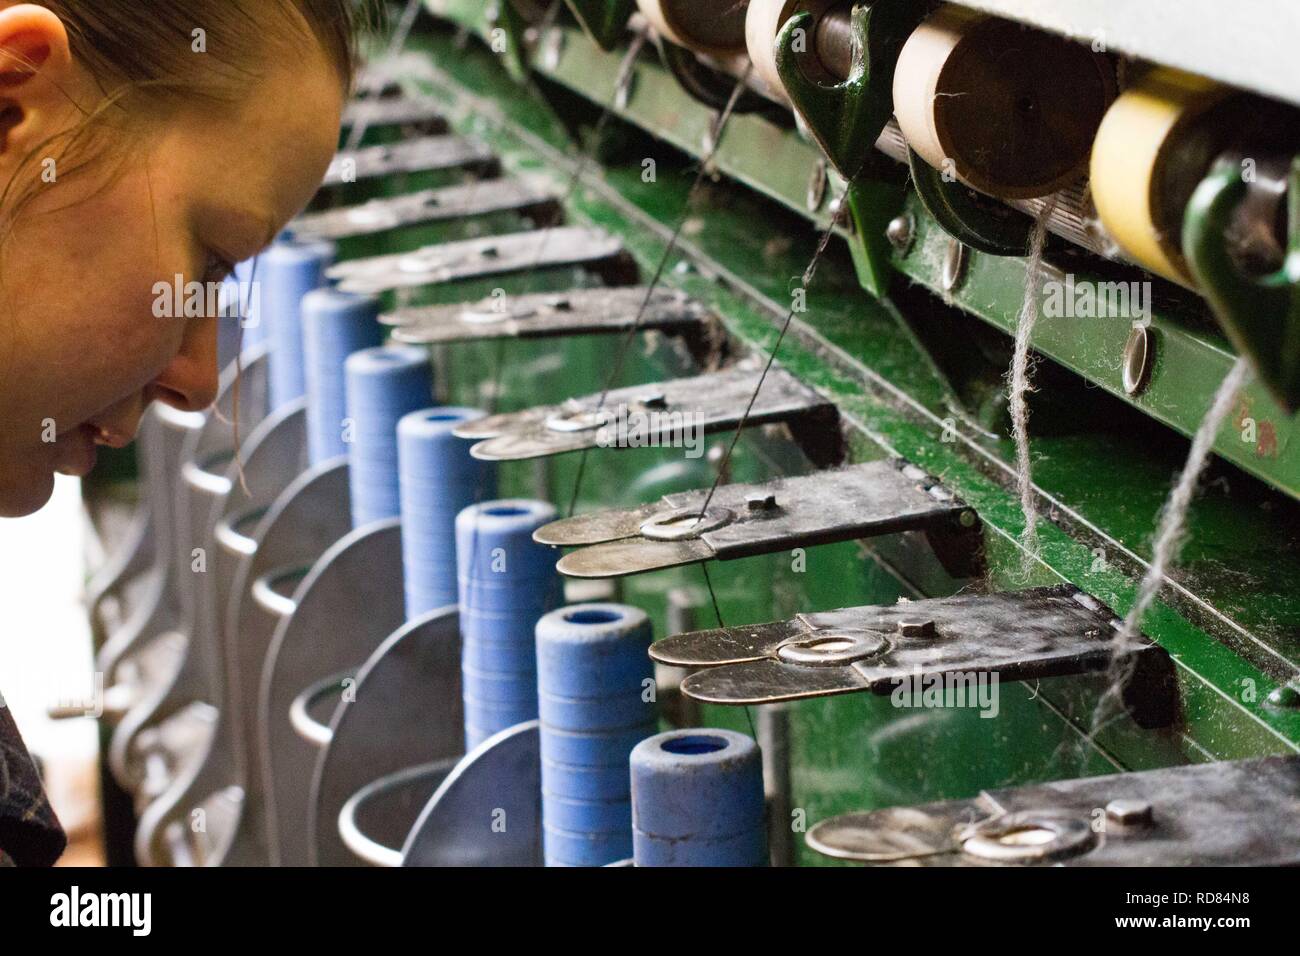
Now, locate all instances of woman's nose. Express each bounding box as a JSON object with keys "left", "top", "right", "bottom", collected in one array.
[{"left": 149, "top": 315, "right": 220, "bottom": 413}]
